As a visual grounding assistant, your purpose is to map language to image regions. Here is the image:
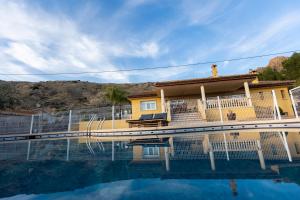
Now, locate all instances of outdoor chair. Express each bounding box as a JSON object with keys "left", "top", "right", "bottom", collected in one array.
[
  {"left": 227, "top": 111, "right": 236, "bottom": 120},
  {"left": 139, "top": 114, "right": 153, "bottom": 120}
]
